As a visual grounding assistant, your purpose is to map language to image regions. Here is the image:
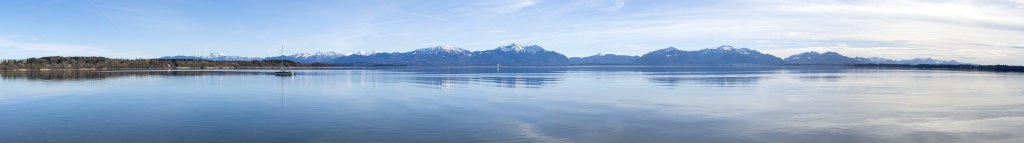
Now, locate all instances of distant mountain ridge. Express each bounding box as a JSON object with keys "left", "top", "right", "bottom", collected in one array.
[
  {"left": 569, "top": 54, "right": 638, "bottom": 65},
  {"left": 784, "top": 51, "right": 967, "bottom": 65},
  {"left": 853, "top": 57, "right": 965, "bottom": 65},
  {"left": 784, "top": 51, "right": 861, "bottom": 65},
  {"left": 635, "top": 45, "right": 786, "bottom": 65},
  {"left": 466, "top": 43, "right": 569, "bottom": 65},
  {"left": 160, "top": 52, "right": 263, "bottom": 61},
  {"left": 260, "top": 43, "right": 568, "bottom": 65},
  {"left": 160, "top": 44, "right": 968, "bottom": 66}
]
